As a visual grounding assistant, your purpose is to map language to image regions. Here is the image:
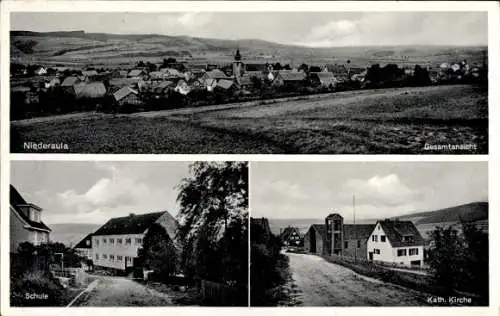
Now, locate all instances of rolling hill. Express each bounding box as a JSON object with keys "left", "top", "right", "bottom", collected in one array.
[{"left": 10, "top": 30, "right": 487, "bottom": 68}]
